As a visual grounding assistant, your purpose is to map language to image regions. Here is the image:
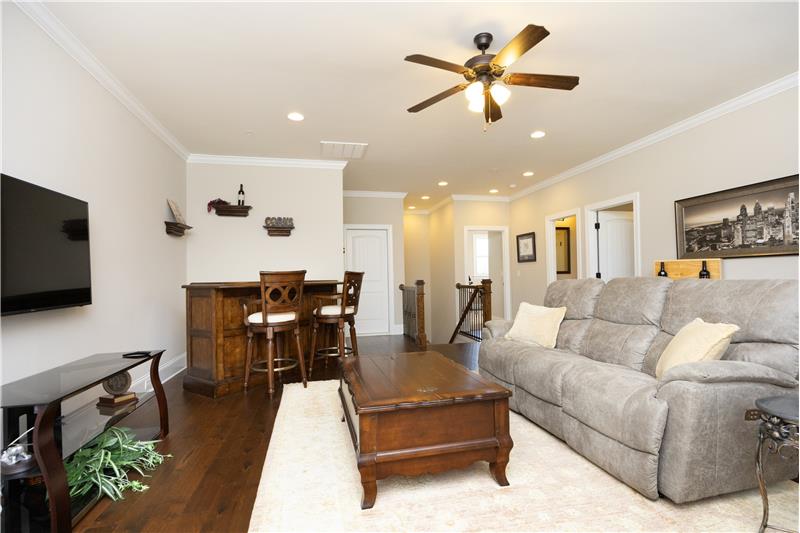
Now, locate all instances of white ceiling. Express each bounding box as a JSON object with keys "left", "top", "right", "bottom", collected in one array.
[{"left": 45, "top": 2, "right": 798, "bottom": 208}]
